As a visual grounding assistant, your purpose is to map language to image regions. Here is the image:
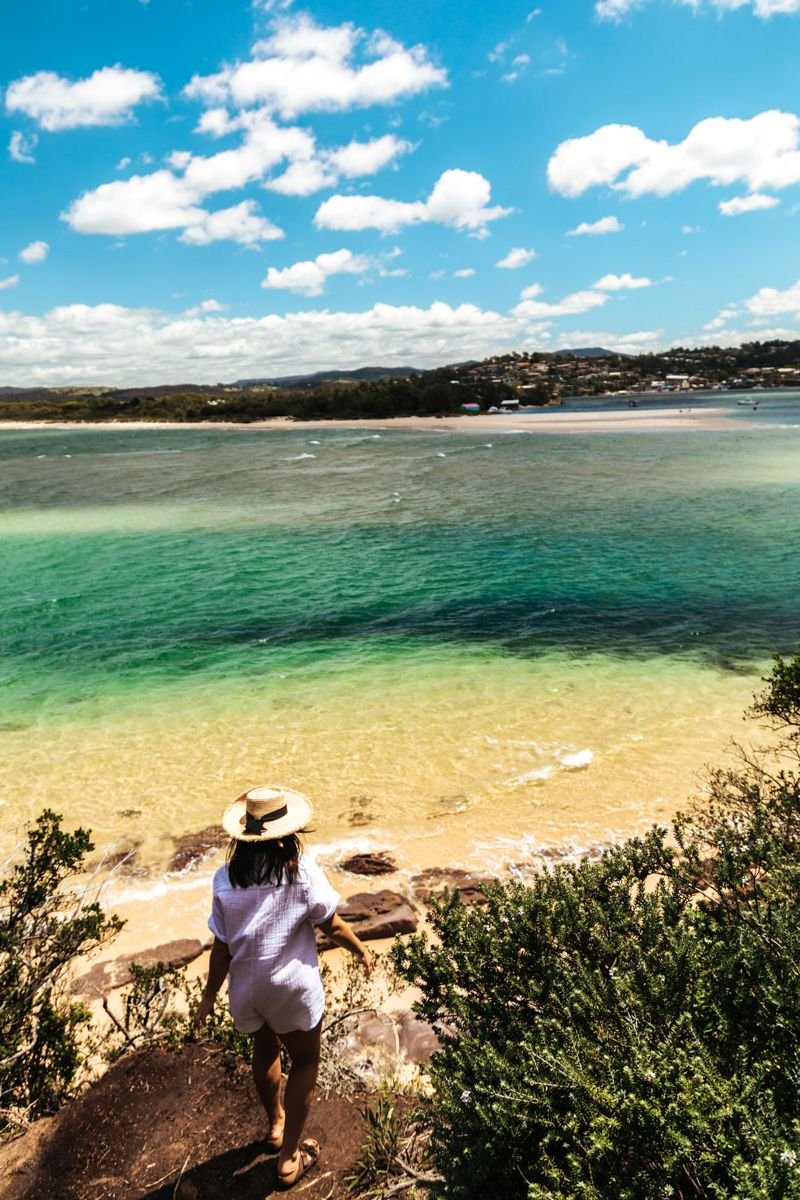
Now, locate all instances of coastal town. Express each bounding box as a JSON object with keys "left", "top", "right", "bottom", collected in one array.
[{"left": 455, "top": 339, "right": 800, "bottom": 405}]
